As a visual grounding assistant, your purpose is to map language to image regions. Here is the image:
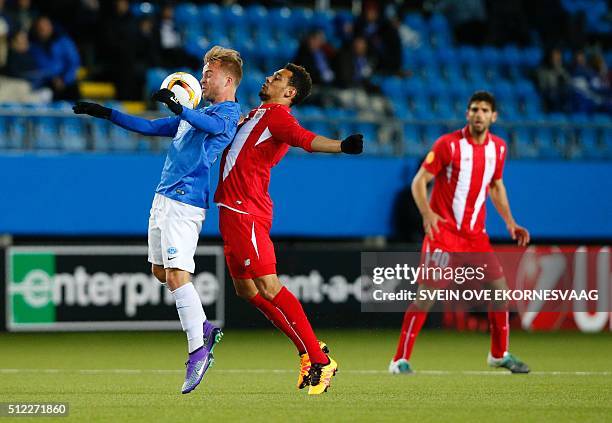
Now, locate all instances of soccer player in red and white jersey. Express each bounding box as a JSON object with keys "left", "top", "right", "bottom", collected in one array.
[
  {"left": 389, "top": 91, "right": 531, "bottom": 374},
  {"left": 214, "top": 63, "right": 363, "bottom": 394}
]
